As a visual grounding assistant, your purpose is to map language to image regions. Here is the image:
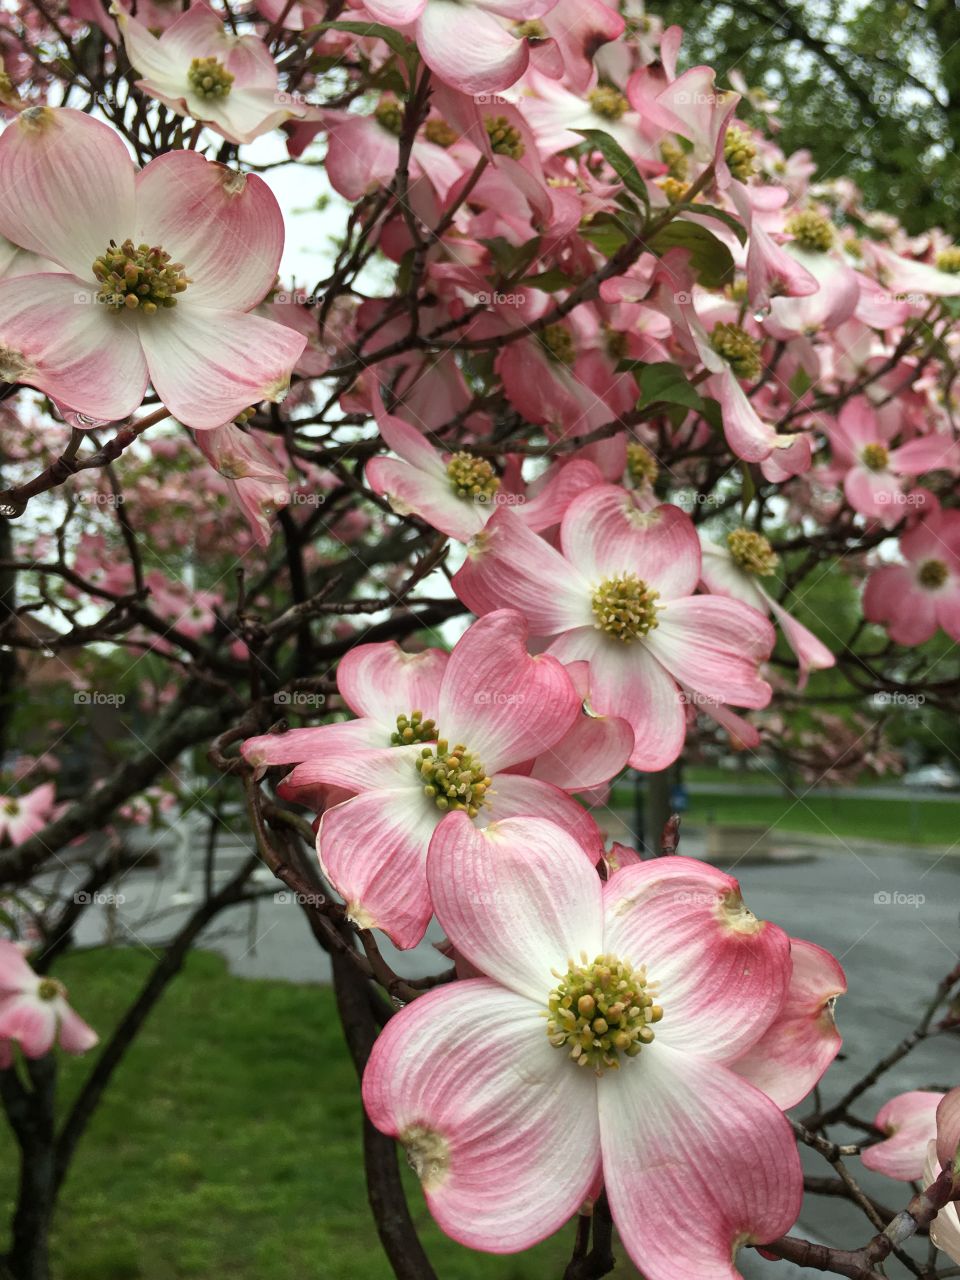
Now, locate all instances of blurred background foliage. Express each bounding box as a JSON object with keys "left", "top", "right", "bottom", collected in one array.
[{"left": 652, "top": 0, "right": 960, "bottom": 235}]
